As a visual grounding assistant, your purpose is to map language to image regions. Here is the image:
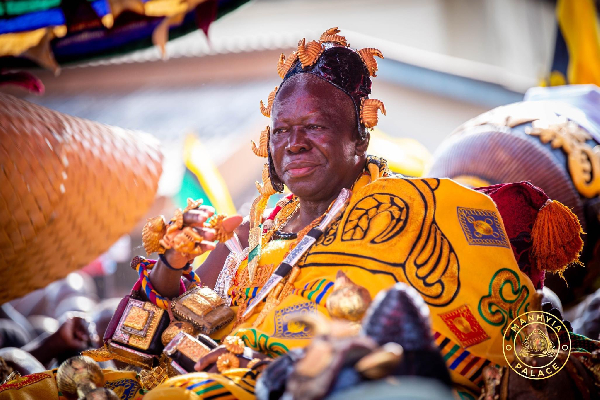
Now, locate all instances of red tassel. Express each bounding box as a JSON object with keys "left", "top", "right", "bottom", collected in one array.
[{"left": 531, "top": 200, "right": 584, "bottom": 277}]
